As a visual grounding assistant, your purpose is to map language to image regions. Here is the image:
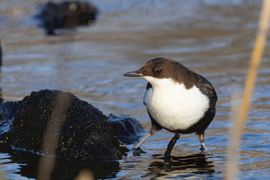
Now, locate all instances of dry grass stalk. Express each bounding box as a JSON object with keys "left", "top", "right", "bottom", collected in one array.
[
  {"left": 225, "top": 0, "right": 270, "bottom": 179},
  {"left": 75, "top": 169, "right": 95, "bottom": 180},
  {"left": 37, "top": 93, "right": 71, "bottom": 180}
]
